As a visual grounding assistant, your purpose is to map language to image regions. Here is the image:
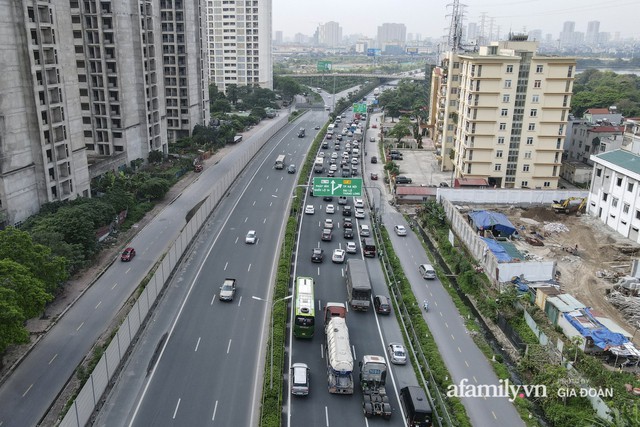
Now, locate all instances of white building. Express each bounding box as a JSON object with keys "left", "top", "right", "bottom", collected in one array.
[
  {"left": 317, "top": 21, "right": 342, "bottom": 47},
  {"left": 588, "top": 149, "right": 640, "bottom": 243},
  {"left": 206, "top": 0, "right": 273, "bottom": 92}
]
